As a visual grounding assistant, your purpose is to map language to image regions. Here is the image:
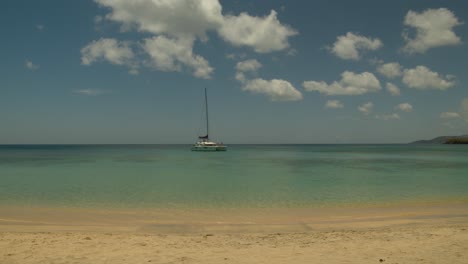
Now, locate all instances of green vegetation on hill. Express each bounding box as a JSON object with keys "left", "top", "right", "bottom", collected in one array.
[
  {"left": 445, "top": 137, "right": 468, "bottom": 144},
  {"left": 411, "top": 135, "right": 468, "bottom": 144}
]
